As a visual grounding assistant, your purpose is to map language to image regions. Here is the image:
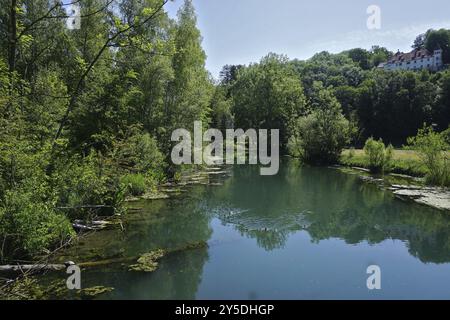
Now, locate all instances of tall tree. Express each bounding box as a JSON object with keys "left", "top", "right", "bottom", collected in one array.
[
  {"left": 425, "top": 29, "right": 450, "bottom": 64},
  {"left": 231, "top": 53, "right": 307, "bottom": 149},
  {"left": 164, "top": 0, "right": 213, "bottom": 154}
]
